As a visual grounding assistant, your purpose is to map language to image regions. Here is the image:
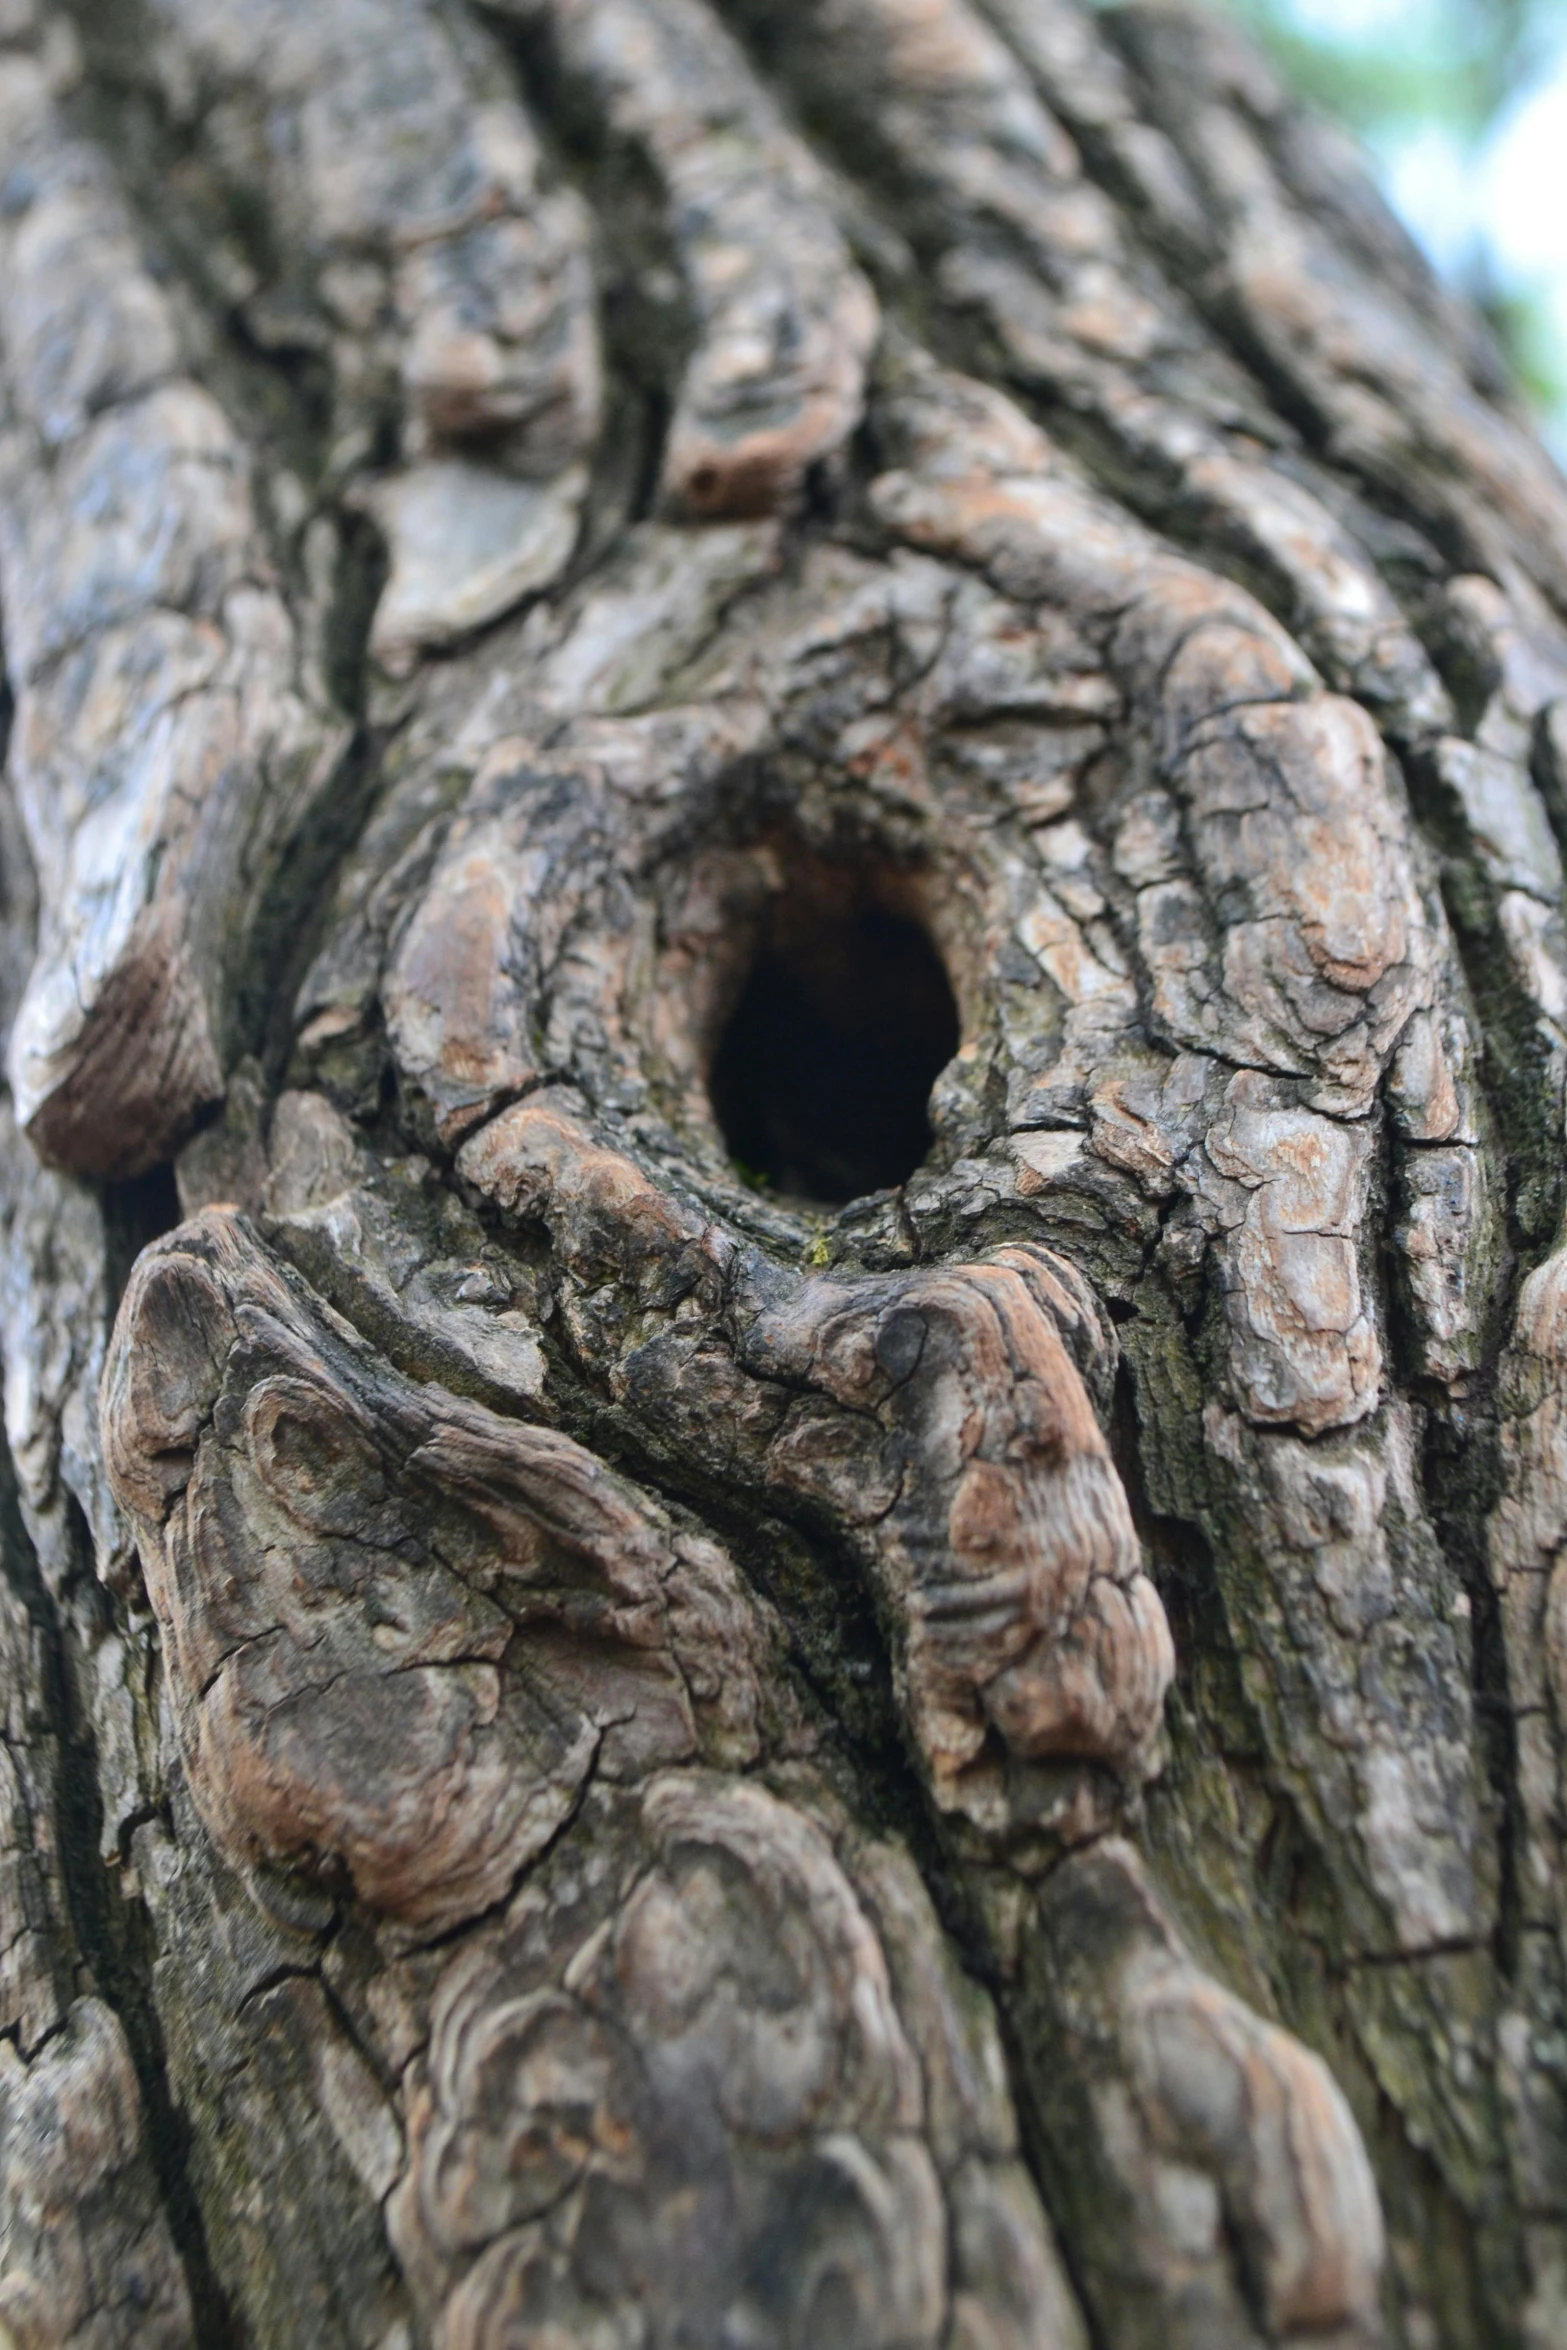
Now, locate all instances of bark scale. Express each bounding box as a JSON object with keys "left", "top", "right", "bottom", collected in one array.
[{"left": 0, "top": 1, "right": 1565, "bottom": 2346}]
